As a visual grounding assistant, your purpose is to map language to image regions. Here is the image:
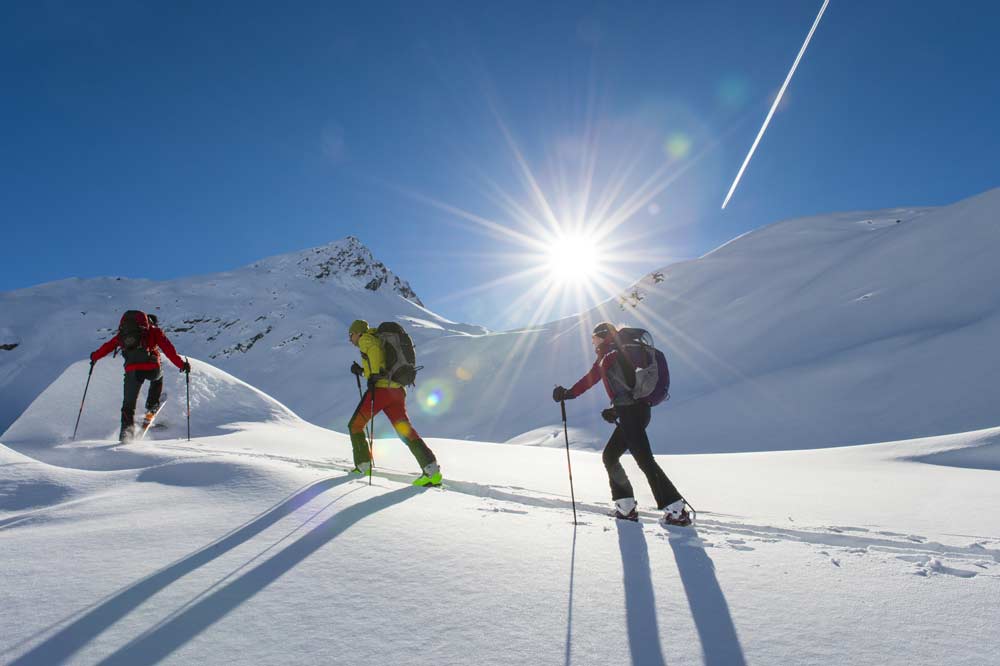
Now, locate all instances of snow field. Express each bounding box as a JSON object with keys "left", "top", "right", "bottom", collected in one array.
[{"left": 2, "top": 426, "right": 998, "bottom": 665}]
